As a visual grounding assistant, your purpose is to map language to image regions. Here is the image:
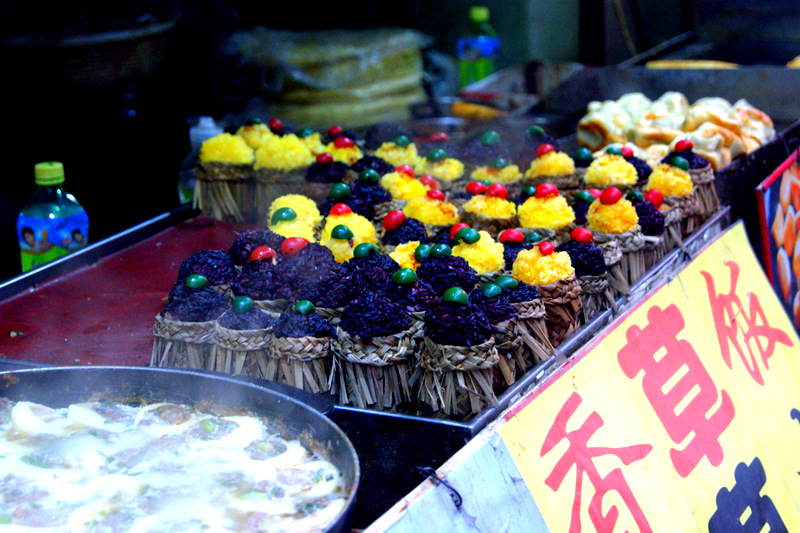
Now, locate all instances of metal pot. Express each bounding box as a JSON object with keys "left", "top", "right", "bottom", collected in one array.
[{"left": 0, "top": 366, "right": 360, "bottom": 533}]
